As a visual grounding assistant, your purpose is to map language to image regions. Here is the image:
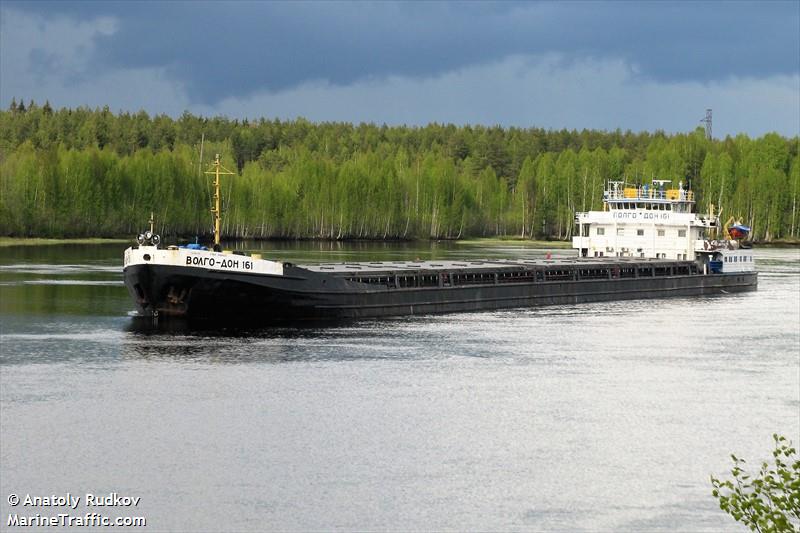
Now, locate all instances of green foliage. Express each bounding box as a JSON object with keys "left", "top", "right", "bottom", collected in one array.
[
  {"left": 0, "top": 102, "right": 797, "bottom": 240},
  {"left": 711, "top": 434, "right": 800, "bottom": 532}
]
